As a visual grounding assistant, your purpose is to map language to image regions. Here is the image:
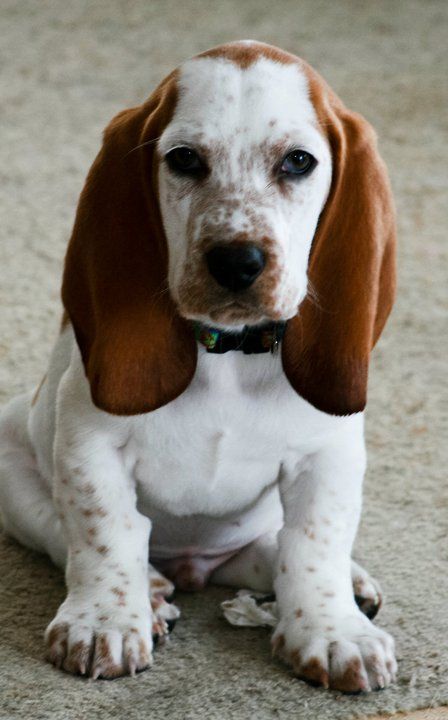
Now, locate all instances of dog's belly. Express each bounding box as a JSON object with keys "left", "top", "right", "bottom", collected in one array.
[{"left": 146, "top": 483, "right": 283, "bottom": 590}]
